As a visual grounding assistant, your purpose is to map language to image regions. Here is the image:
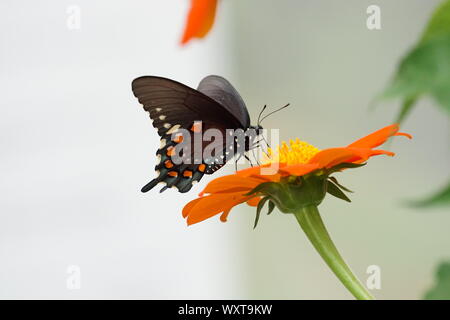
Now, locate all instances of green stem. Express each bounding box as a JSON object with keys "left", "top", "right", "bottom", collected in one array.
[{"left": 294, "top": 205, "right": 374, "bottom": 300}]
